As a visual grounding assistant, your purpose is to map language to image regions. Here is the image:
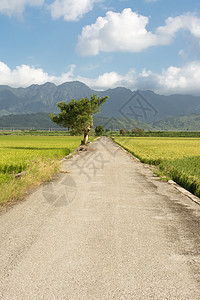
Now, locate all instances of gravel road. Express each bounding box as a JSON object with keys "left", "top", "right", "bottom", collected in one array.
[{"left": 0, "top": 137, "right": 200, "bottom": 299}]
